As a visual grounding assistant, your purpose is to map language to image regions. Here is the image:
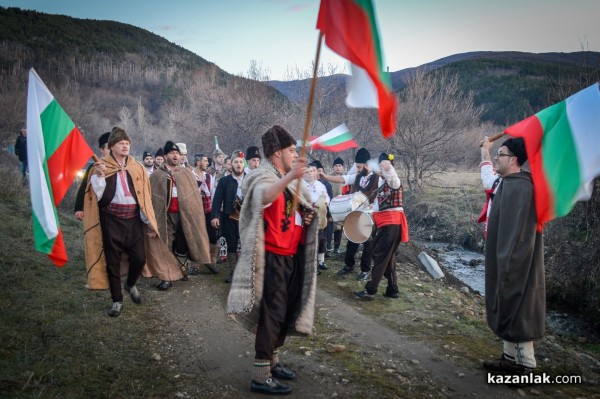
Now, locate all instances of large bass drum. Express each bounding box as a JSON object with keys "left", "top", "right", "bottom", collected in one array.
[
  {"left": 343, "top": 210, "right": 374, "bottom": 243},
  {"left": 329, "top": 193, "right": 369, "bottom": 224}
]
